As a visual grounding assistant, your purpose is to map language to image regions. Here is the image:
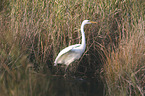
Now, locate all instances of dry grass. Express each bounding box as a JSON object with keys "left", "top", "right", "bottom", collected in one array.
[
  {"left": 104, "top": 19, "right": 145, "bottom": 96},
  {"left": 0, "top": 0, "right": 144, "bottom": 95}
]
